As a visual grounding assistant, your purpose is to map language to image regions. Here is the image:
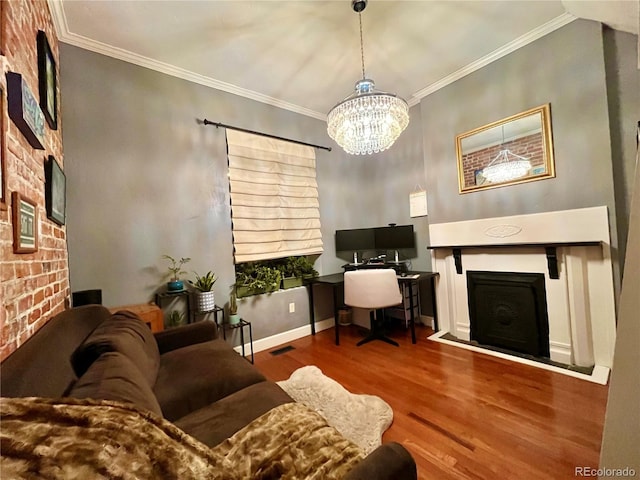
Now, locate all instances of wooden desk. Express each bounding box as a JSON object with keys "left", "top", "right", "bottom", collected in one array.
[
  {"left": 306, "top": 271, "right": 438, "bottom": 346},
  {"left": 108, "top": 303, "right": 164, "bottom": 333}
]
